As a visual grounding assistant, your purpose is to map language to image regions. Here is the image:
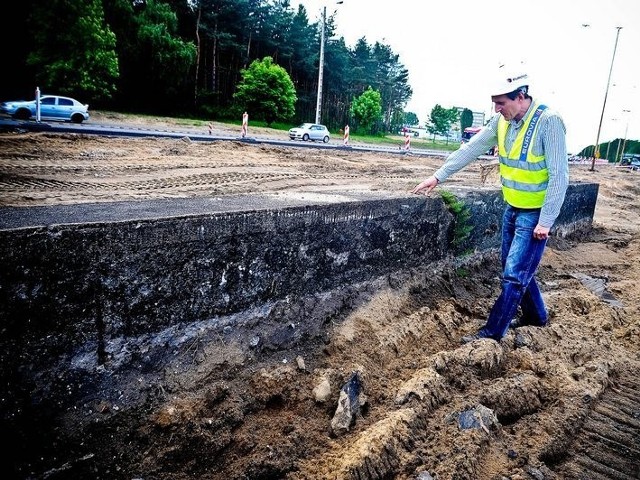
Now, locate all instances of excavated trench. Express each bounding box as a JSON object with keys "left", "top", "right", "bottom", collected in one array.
[
  {"left": 2, "top": 182, "right": 639, "bottom": 480},
  {"left": 6, "top": 247, "right": 639, "bottom": 480}
]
